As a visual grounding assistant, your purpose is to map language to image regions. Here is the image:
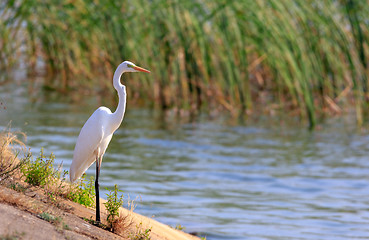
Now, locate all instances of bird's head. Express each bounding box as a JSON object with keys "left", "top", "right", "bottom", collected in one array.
[{"left": 120, "top": 61, "right": 150, "bottom": 73}]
